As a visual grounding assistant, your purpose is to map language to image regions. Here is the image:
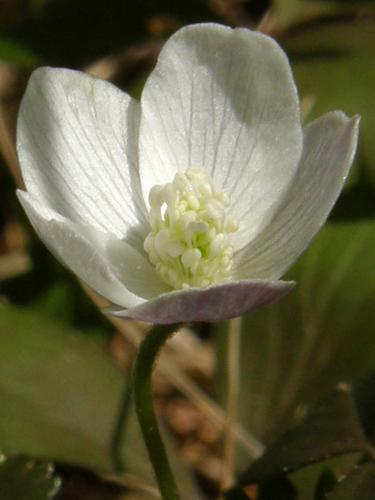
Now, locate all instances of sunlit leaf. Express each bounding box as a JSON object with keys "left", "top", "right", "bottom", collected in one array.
[
  {"left": 272, "top": 0, "right": 302, "bottom": 24},
  {"left": 295, "top": 58, "right": 375, "bottom": 180},
  {"left": 271, "top": 0, "right": 349, "bottom": 30},
  {"left": 284, "top": 20, "right": 375, "bottom": 59},
  {"left": 286, "top": 21, "right": 375, "bottom": 192}
]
